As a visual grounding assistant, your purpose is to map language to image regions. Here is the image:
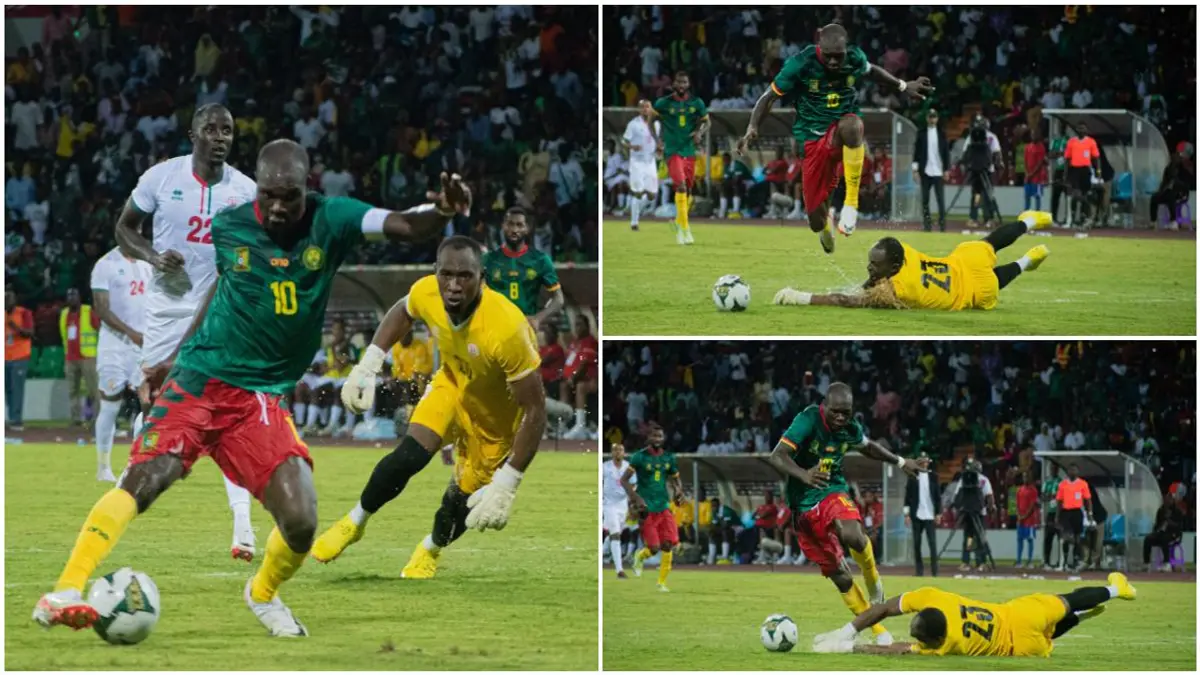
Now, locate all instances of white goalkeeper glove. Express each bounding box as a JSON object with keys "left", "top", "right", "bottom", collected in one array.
[
  {"left": 773, "top": 287, "right": 813, "bottom": 306},
  {"left": 813, "top": 623, "right": 859, "bottom": 653},
  {"left": 341, "top": 344, "right": 386, "bottom": 414},
  {"left": 465, "top": 464, "right": 523, "bottom": 532}
]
